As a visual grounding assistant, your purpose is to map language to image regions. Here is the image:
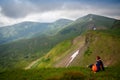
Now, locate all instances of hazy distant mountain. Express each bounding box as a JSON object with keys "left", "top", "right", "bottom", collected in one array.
[
  {"left": 46, "top": 19, "right": 73, "bottom": 36},
  {"left": 0, "top": 19, "right": 73, "bottom": 44}
]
